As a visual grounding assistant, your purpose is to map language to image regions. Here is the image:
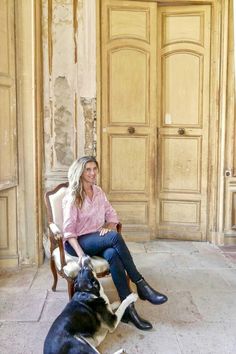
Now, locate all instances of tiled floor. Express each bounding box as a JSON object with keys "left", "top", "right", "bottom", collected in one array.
[{"left": 0, "top": 241, "right": 236, "bottom": 354}]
